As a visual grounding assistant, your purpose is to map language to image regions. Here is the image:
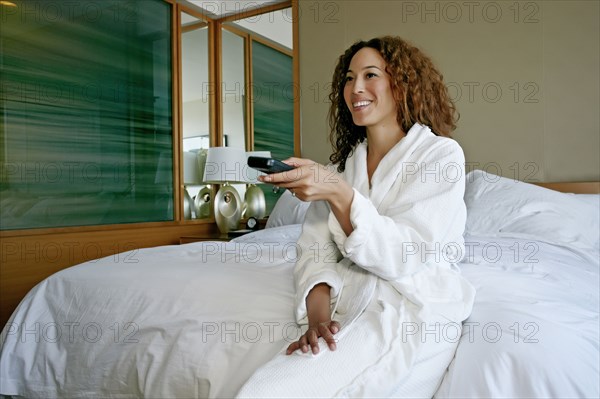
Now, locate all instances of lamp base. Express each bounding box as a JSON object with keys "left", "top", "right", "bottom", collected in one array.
[
  {"left": 244, "top": 184, "right": 266, "bottom": 219},
  {"left": 214, "top": 183, "right": 242, "bottom": 234},
  {"left": 195, "top": 185, "right": 213, "bottom": 219},
  {"left": 183, "top": 188, "right": 194, "bottom": 220}
]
